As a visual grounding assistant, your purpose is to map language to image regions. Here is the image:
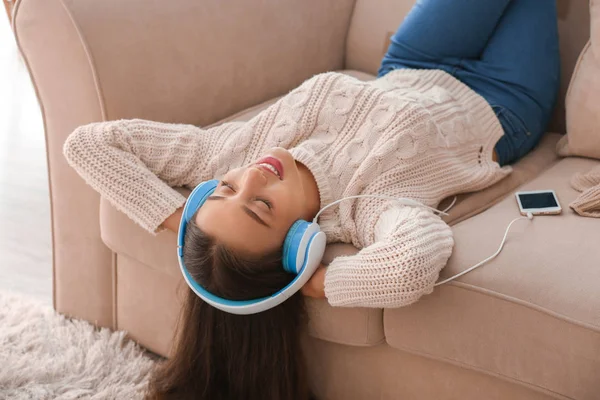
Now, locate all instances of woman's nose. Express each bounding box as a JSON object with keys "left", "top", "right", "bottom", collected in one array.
[{"left": 242, "top": 166, "right": 268, "bottom": 190}]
